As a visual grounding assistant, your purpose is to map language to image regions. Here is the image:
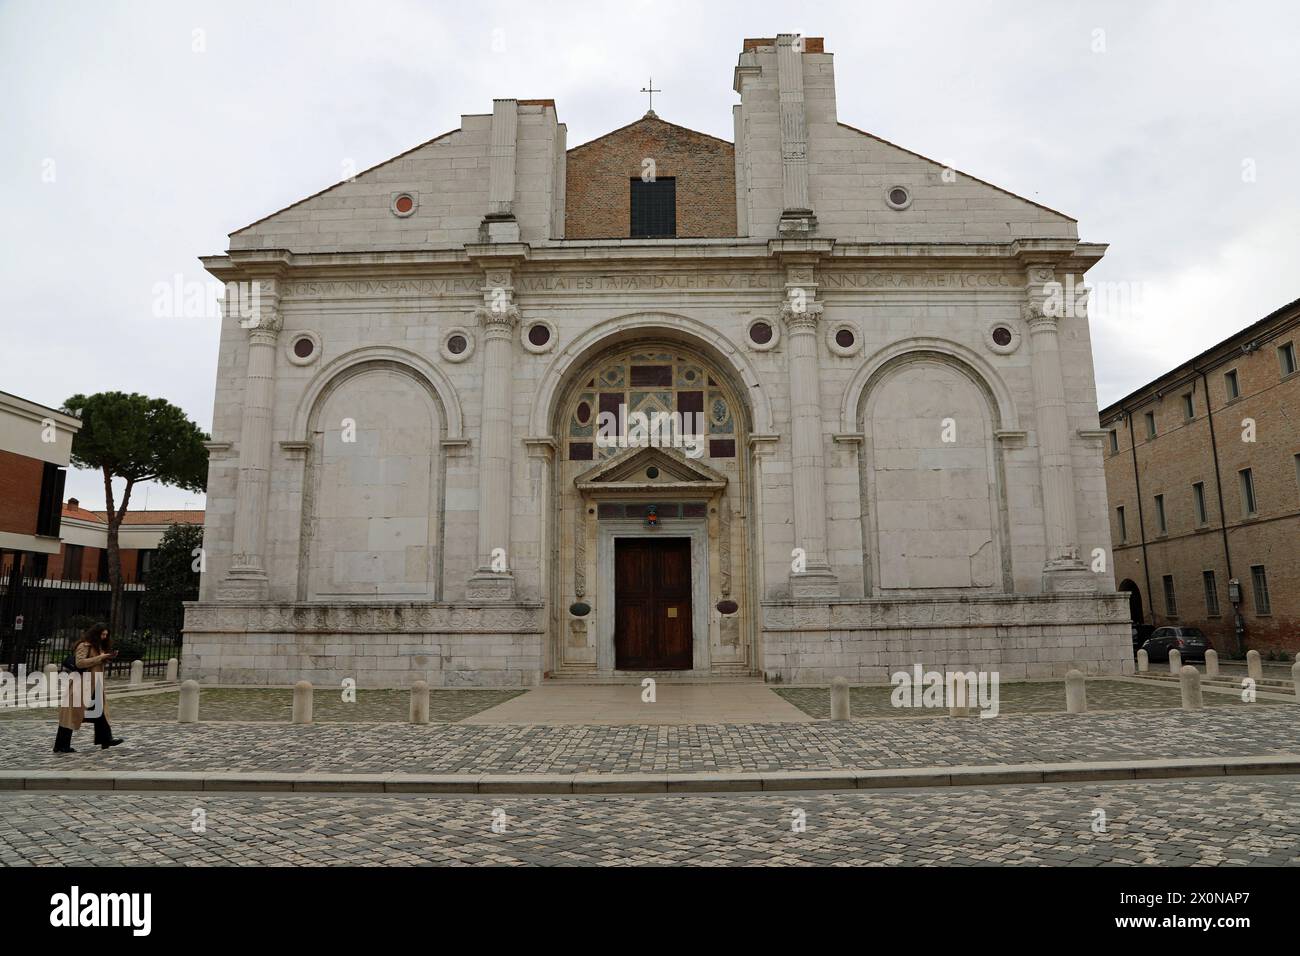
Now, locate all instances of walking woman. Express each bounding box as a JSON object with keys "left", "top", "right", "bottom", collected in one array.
[{"left": 53, "top": 622, "right": 124, "bottom": 753}]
